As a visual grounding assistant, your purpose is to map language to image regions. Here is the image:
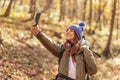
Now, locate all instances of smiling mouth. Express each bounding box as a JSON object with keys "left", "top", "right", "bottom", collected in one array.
[{"left": 66, "top": 34, "right": 71, "bottom": 37}]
